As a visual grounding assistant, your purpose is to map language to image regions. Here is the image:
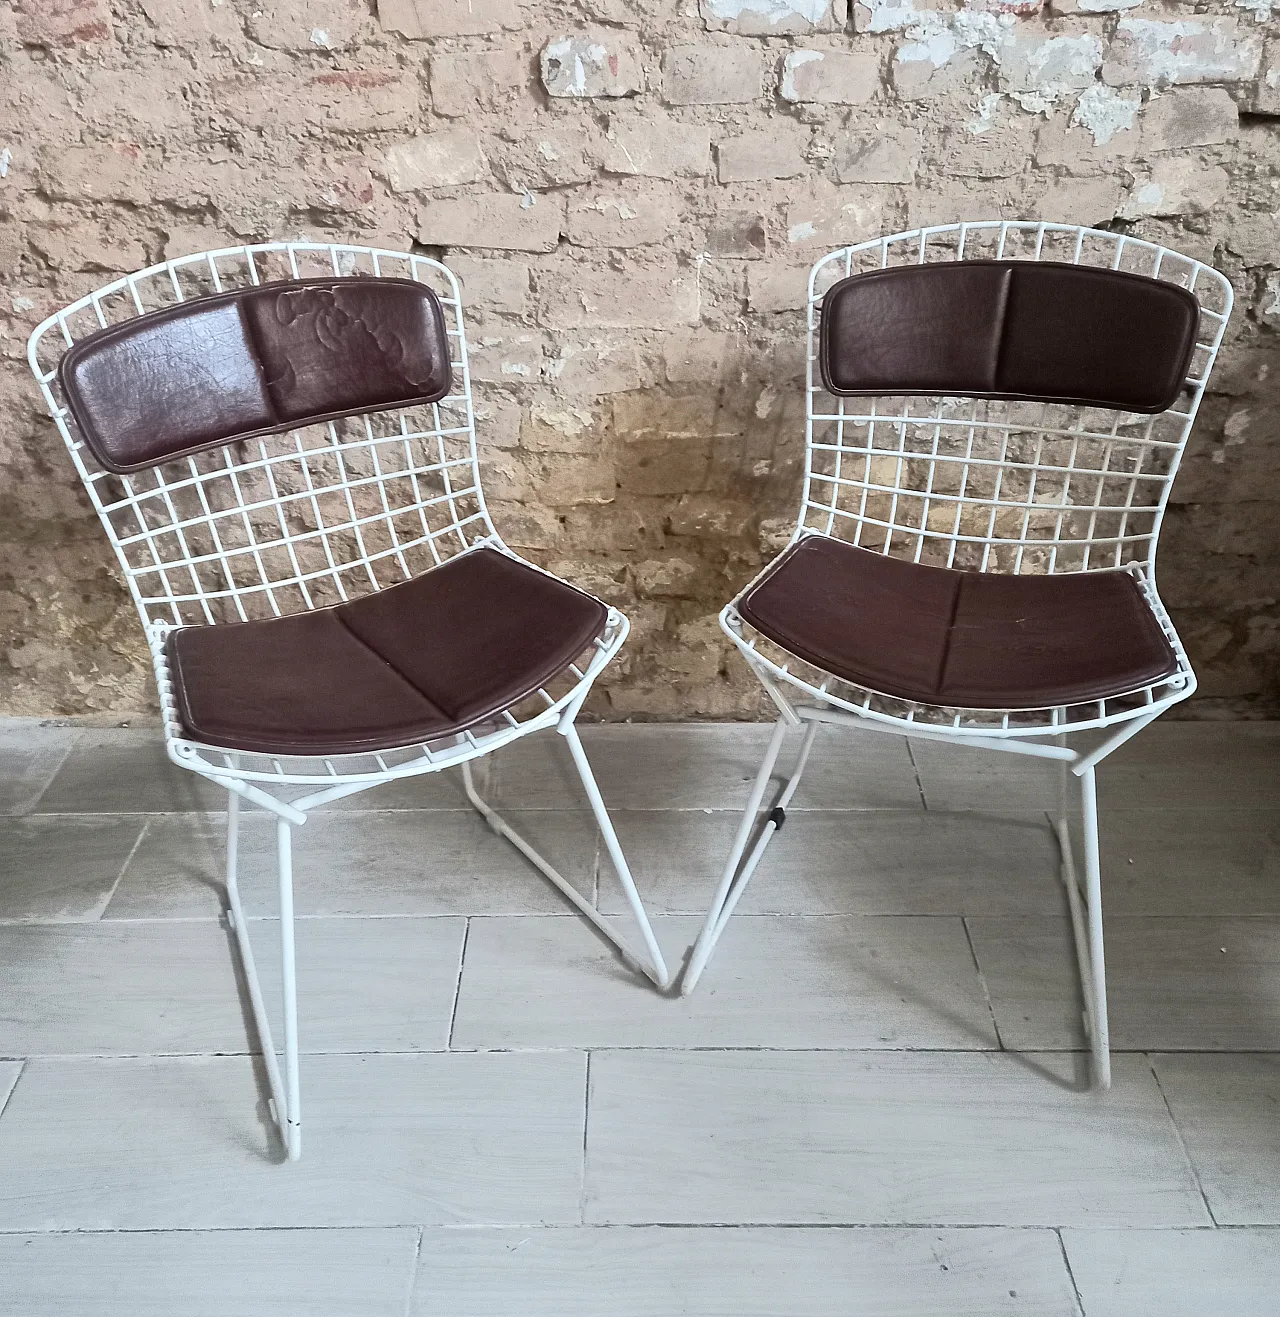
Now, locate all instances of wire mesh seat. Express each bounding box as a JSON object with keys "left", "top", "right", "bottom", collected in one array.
[
  {"left": 27, "top": 242, "right": 671, "bottom": 1162},
  {"left": 681, "top": 222, "right": 1233, "bottom": 1091}
]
